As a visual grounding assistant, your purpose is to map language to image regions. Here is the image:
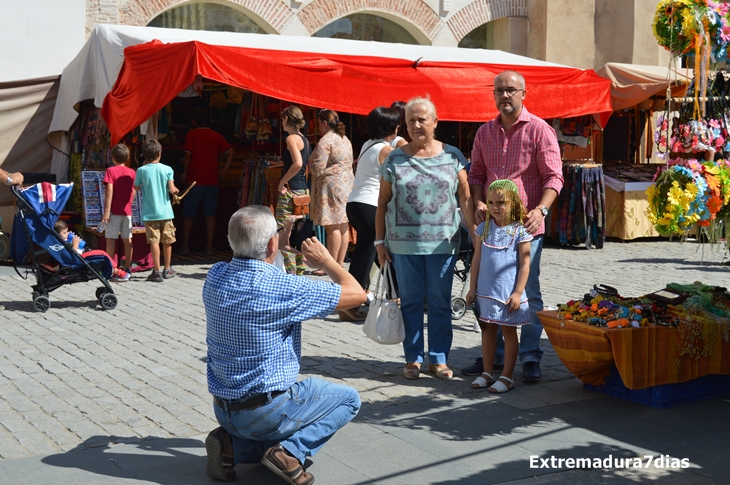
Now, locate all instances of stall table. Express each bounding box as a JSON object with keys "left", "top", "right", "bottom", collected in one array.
[
  {"left": 604, "top": 176, "right": 660, "bottom": 240},
  {"left": 85, "top": 228, "right": 153, "bottom": 272},
  {"left": 539, "top": 310, "right": 730, "bottom": 388}
]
